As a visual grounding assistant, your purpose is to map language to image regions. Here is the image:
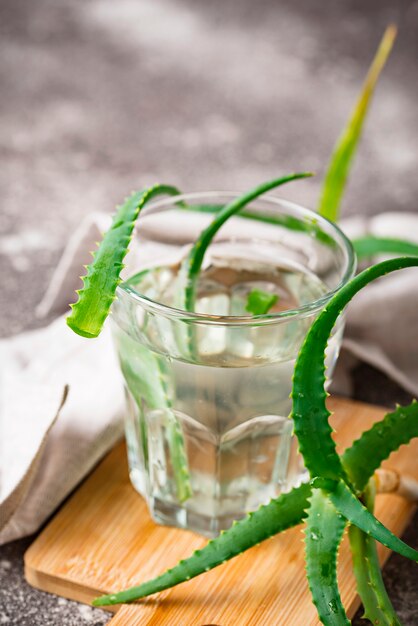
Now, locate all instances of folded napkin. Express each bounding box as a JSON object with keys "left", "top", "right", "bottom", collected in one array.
[{"left": 1, "top": 209, "right": 417, "bottom": 545}]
